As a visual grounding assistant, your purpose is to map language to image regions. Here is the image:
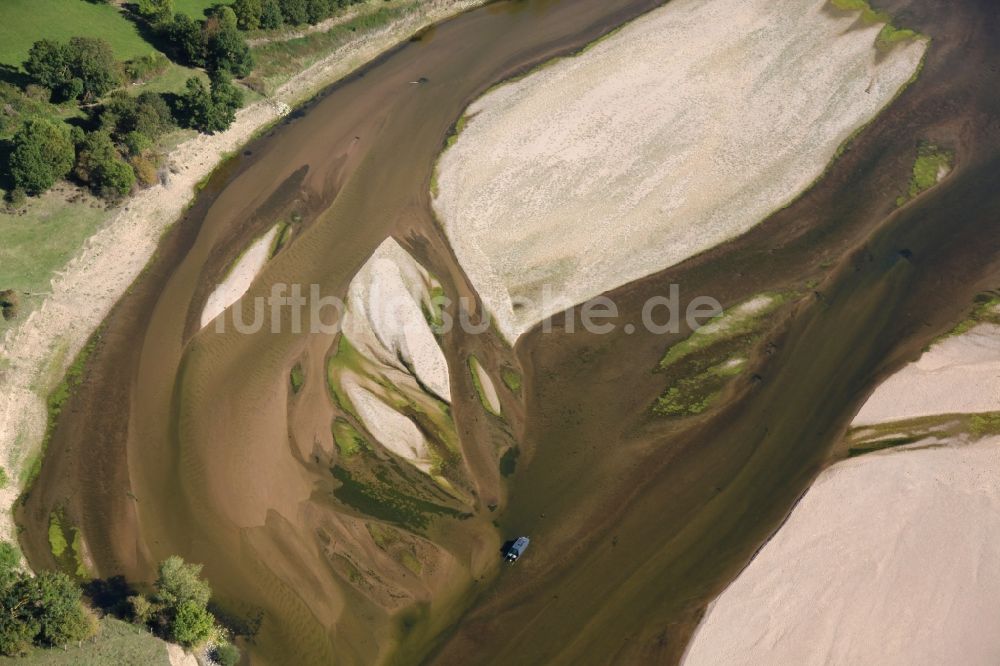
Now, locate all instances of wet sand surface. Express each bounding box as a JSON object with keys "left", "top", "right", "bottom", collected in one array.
[{"left": 15, "top": 0, "right": 1000, "bottom": 664}]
